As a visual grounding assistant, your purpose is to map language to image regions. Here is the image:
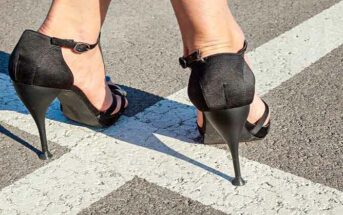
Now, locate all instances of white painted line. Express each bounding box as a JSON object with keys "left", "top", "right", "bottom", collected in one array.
[
  {"left": 166, "top": 0, "right": 343, "bottom": 102},
  {"left": 1, "top": 1, "right": 343, "bottom": 214},
  {"left": 1, "top": 114, "right": 343, "bottom": 214},
  {"left": 249, "top": 0, "right": 343, "bottom": 96}
]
